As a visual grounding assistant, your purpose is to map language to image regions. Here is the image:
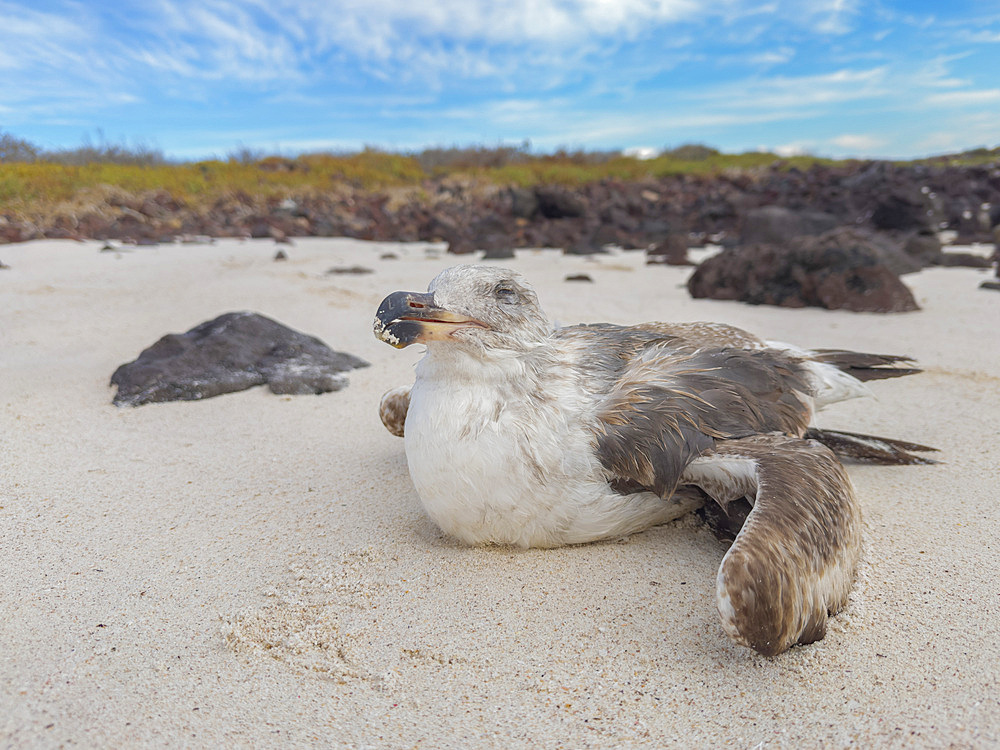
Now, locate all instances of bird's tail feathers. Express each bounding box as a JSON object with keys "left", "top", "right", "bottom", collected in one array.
[
  {"left": 808, "top": 349, "right": 922, "bottom": 382},
  {"left": 804, "top": 427, "right": 939, "bottom": 465}
]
